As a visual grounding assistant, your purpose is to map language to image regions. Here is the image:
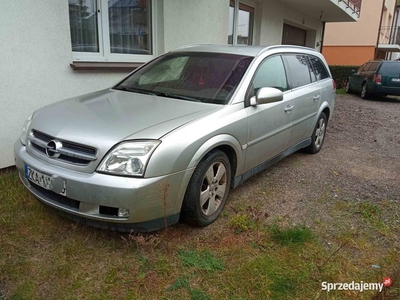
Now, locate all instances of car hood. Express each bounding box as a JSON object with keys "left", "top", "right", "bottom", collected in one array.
[{"left": 30, "top": 89, "right": 220, "bottom": 151}]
